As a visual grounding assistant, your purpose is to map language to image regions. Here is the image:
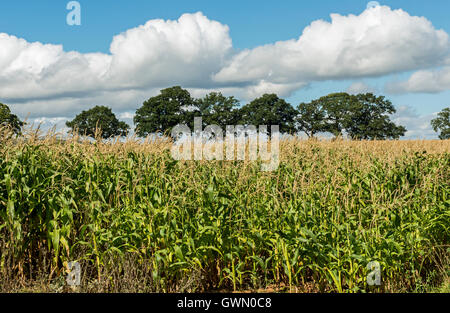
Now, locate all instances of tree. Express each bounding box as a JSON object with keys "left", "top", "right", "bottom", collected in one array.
[
  {"left": 66, "top": 105, "right": 129, "bottom": 139},
  {"left": 296, "top": 101, "right": 327, "bottom": 138},
  {"left": 310, "top": 92, "right": 406, "bottom": 140},
  {"left": 239, "top": 94, "right": 297, "bottom": 134},
  {"left": 0, "top": 102, "right": 24, "bottom": 134},
  {"left": 431, "top": 107, "right": 450, "bottom": 140},
  {"left": 344, "top": 93, "right": 406, "bottom": 140},
  {"left": 196, "top": 92, "right": 240, "bottom": 129},
  {"left": 318, "top": 93, "right": 354, "bottom": 138},
  {"left": 134, "top": 86, "right": 195, "bottom": 137}
]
